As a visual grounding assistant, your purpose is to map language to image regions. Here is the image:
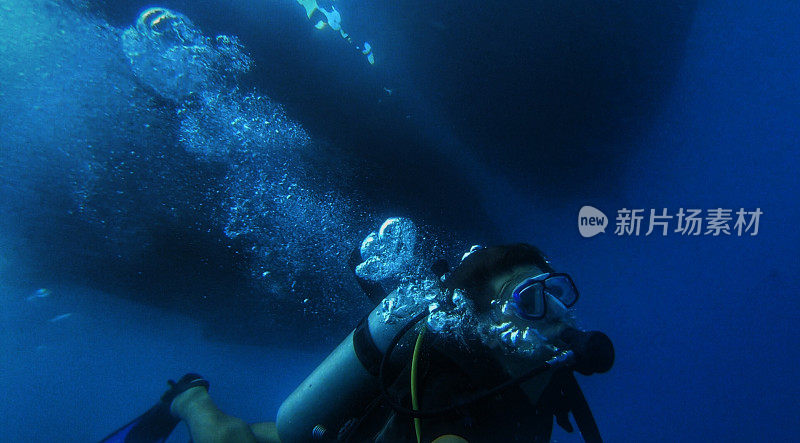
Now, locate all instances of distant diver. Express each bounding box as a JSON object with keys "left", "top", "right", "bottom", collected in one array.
[
  {"left": 101, "top": 228, "right": 614, "bottom": 442},
  {"left": 295, "top": 0, "right": 375, "bottom": 65},
  {"left": 27, "top": 288, "right": 51, "bottom": 301}
]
